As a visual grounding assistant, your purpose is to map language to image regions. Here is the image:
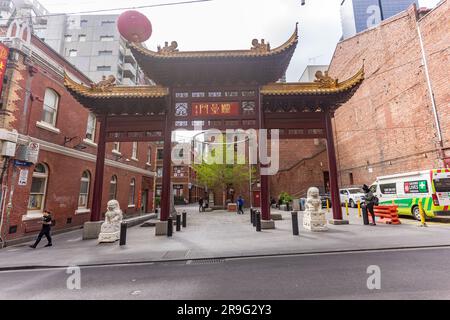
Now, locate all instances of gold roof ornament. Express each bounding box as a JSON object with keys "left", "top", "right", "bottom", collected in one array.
[
  {"left": 251, "top": 39, "right": 270, "bottom": 52},
  {"left": 157, "top": 41, "right": 179, "bottom": 54},
  {"left": 90, "top": 75, "right": 117, "bottom": 92},
  {"left": 314, "top": 71, "right": 338, "bottom": 88},
  {"left": 63, "top": 72, "right": 169, "bottom": 99},
  {"left": 261, "top": 66, "right": 364, "bottom": 96}
]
